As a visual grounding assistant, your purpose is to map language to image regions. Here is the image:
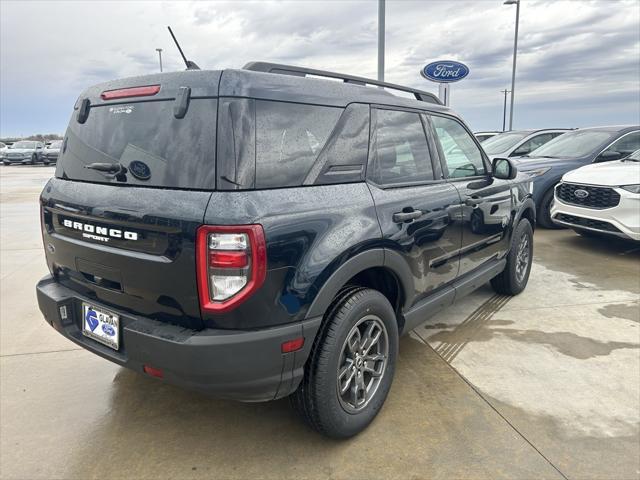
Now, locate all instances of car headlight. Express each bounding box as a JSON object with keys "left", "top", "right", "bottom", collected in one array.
[
  {"left": 522, "top": 167, "right": 552, "bottom": 178},
  {"left": 621, "top": 184, "right": 640, "bottom": 194}
]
